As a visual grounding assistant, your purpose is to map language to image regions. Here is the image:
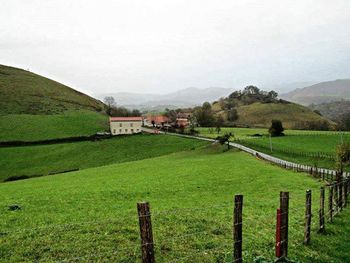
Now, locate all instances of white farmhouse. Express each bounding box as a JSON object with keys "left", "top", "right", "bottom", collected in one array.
[{"left": 109, "top": 117, "right": 143, "bottom": 135}]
